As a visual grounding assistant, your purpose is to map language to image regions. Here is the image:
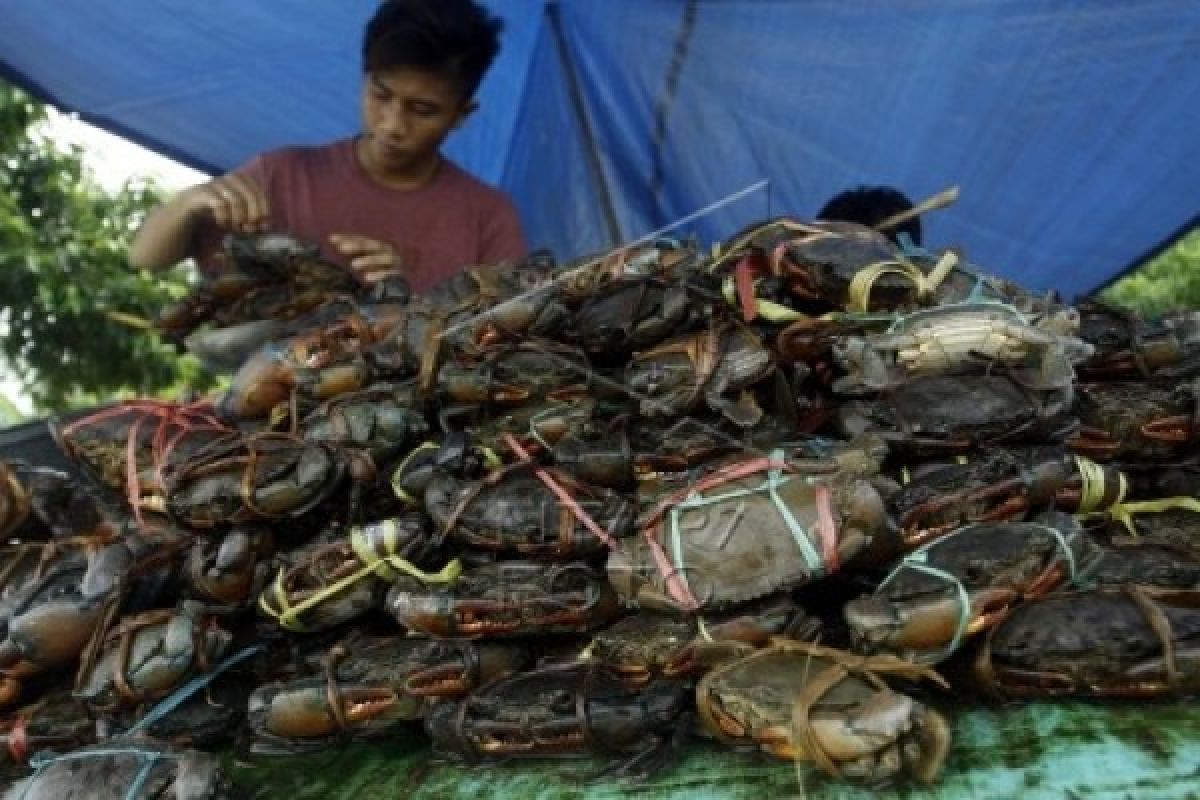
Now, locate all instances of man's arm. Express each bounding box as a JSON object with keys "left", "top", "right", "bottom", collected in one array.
[{"left": 129, "top": 172, "right": 270, "bottom": 271}]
